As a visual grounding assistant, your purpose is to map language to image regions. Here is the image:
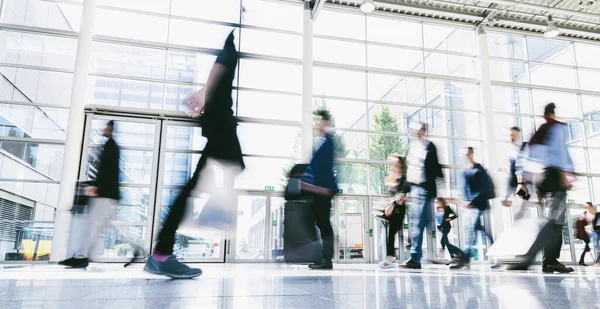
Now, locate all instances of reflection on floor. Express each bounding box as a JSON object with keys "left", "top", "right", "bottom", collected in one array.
[{"left": 0, "top": 263, "right": 598, "bottom": 308}]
